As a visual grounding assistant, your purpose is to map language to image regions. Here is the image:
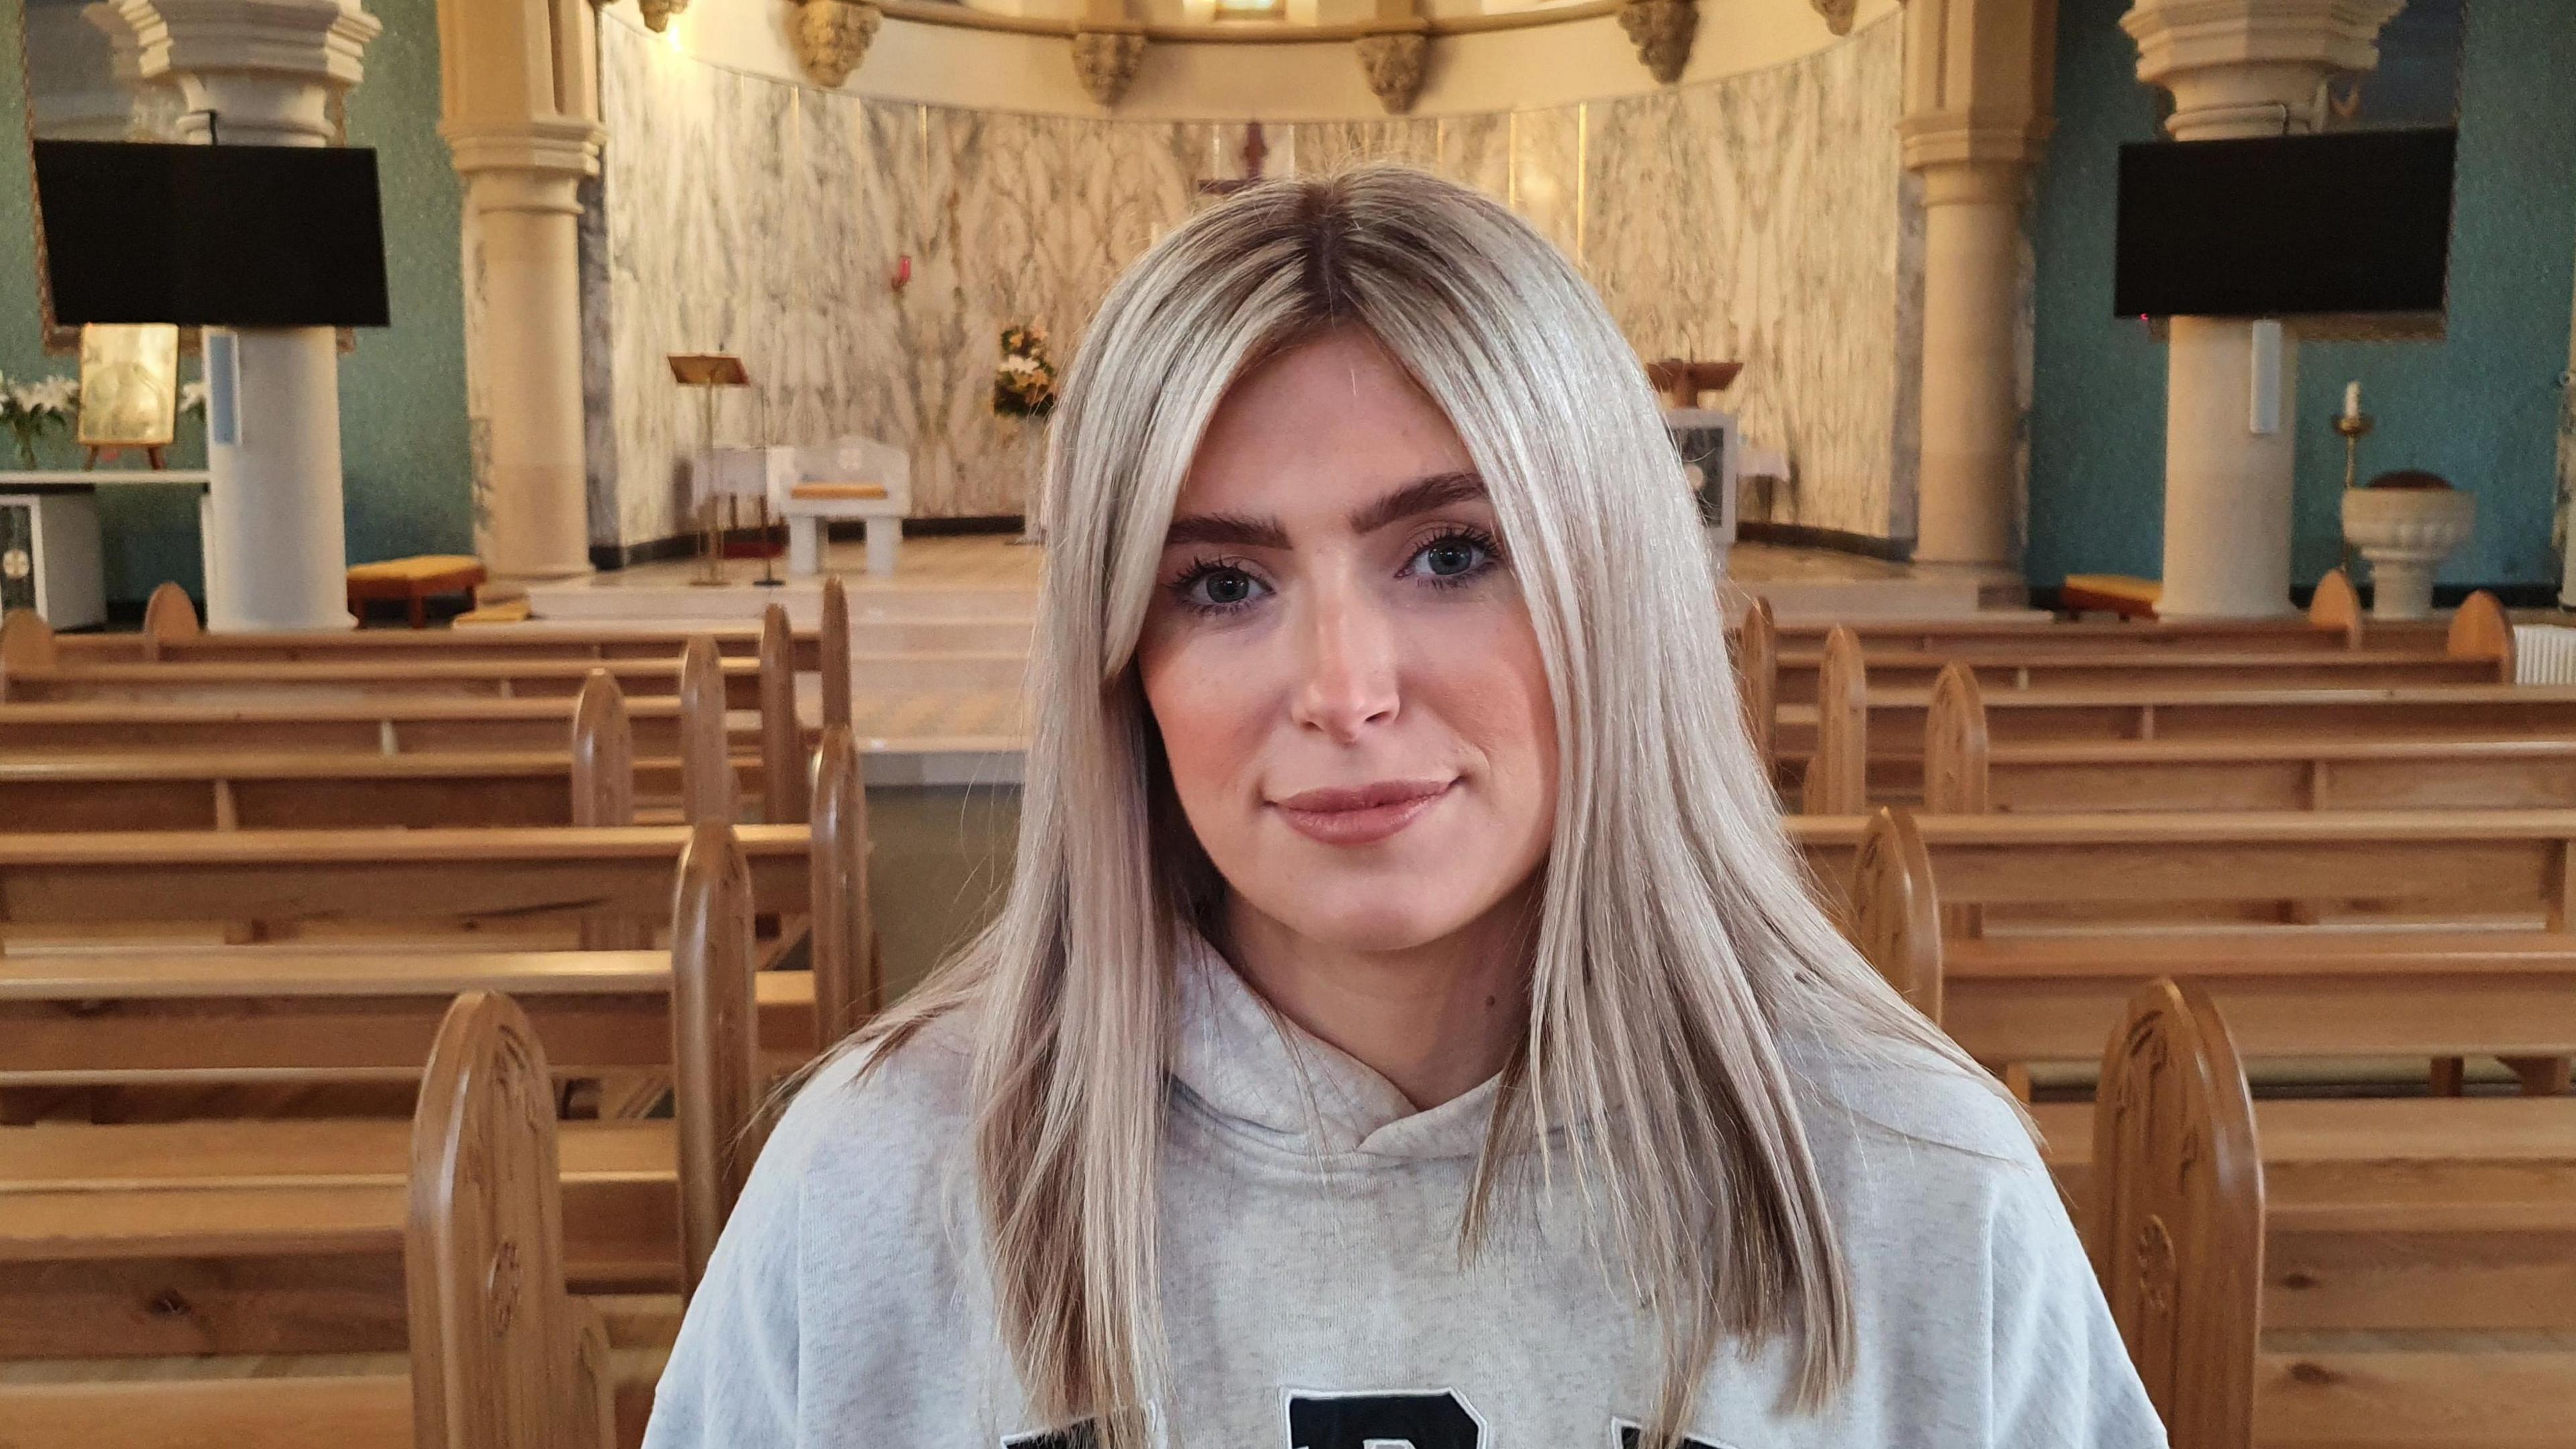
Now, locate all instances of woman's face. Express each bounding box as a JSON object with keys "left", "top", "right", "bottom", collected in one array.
[{"left": 1136, "top": 329, "right": 1559, "bottom": 955}]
